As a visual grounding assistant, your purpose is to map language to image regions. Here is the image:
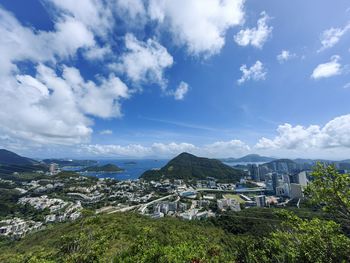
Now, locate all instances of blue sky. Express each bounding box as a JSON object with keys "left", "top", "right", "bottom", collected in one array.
[{"left": 1, "top": 0, "right": 350, "bottom": 159}]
